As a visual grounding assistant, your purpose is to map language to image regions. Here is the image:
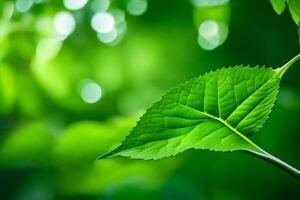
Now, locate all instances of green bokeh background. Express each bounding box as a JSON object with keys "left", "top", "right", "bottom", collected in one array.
[{"left": 0, "top": 0, "right": 300, "bottom": 199}]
